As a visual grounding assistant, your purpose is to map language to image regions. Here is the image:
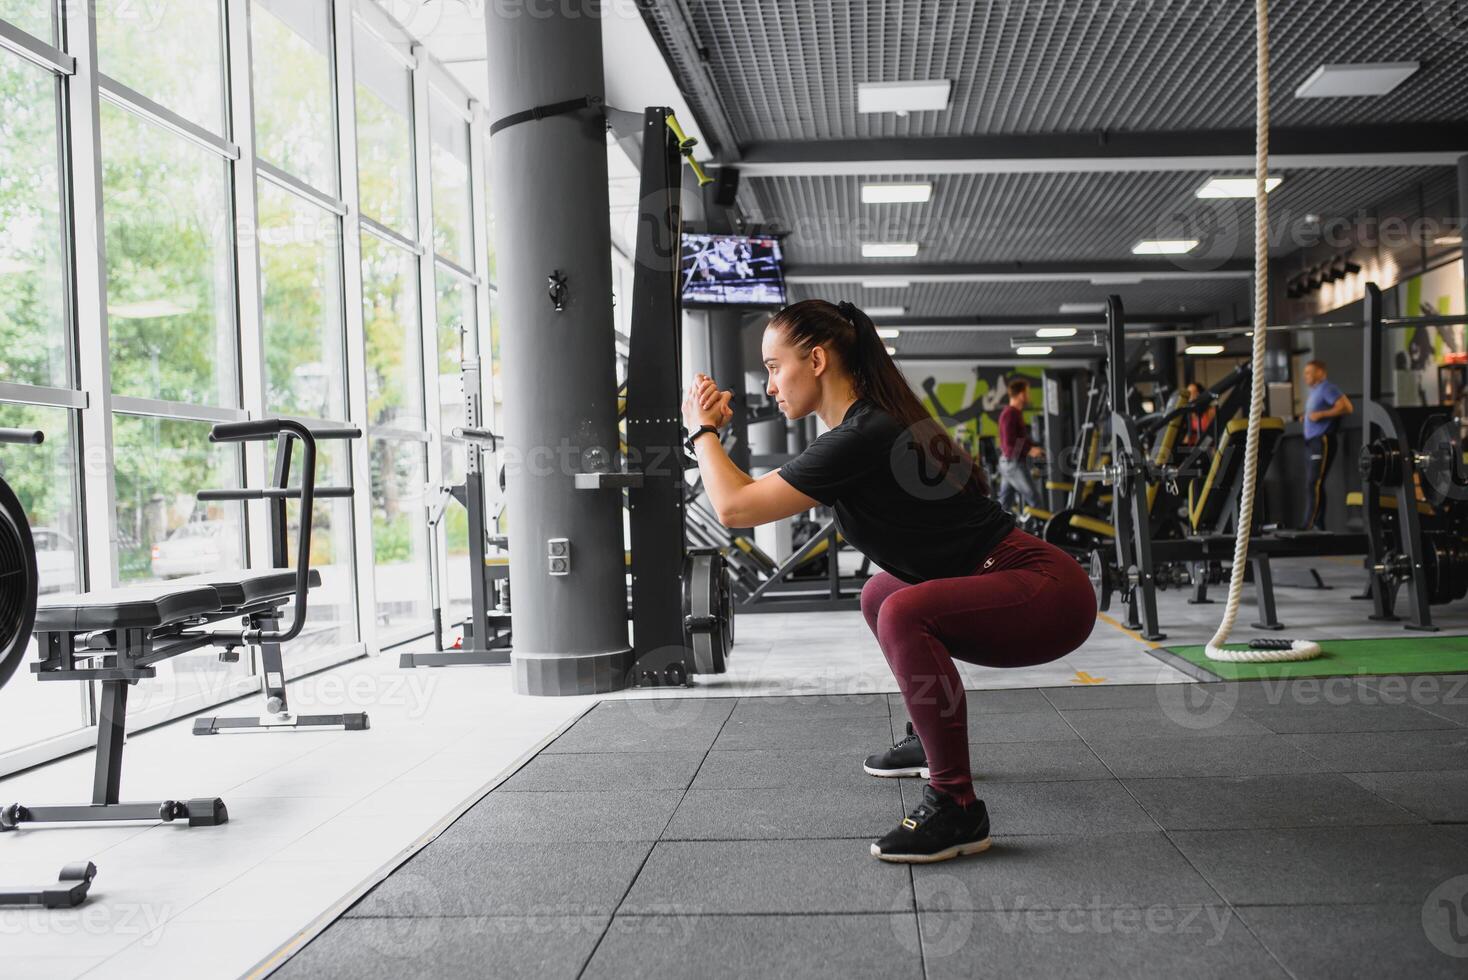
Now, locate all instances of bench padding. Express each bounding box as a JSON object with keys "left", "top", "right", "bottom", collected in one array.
[
  {"left": 34, "top": 569, "right": 320, "bottom": 632},
  {"left": 165, "top": 569, "right": 321, "bottom": 610},
  {"left": 37, "top": 584, "right": 222, "bottom": 632}
]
